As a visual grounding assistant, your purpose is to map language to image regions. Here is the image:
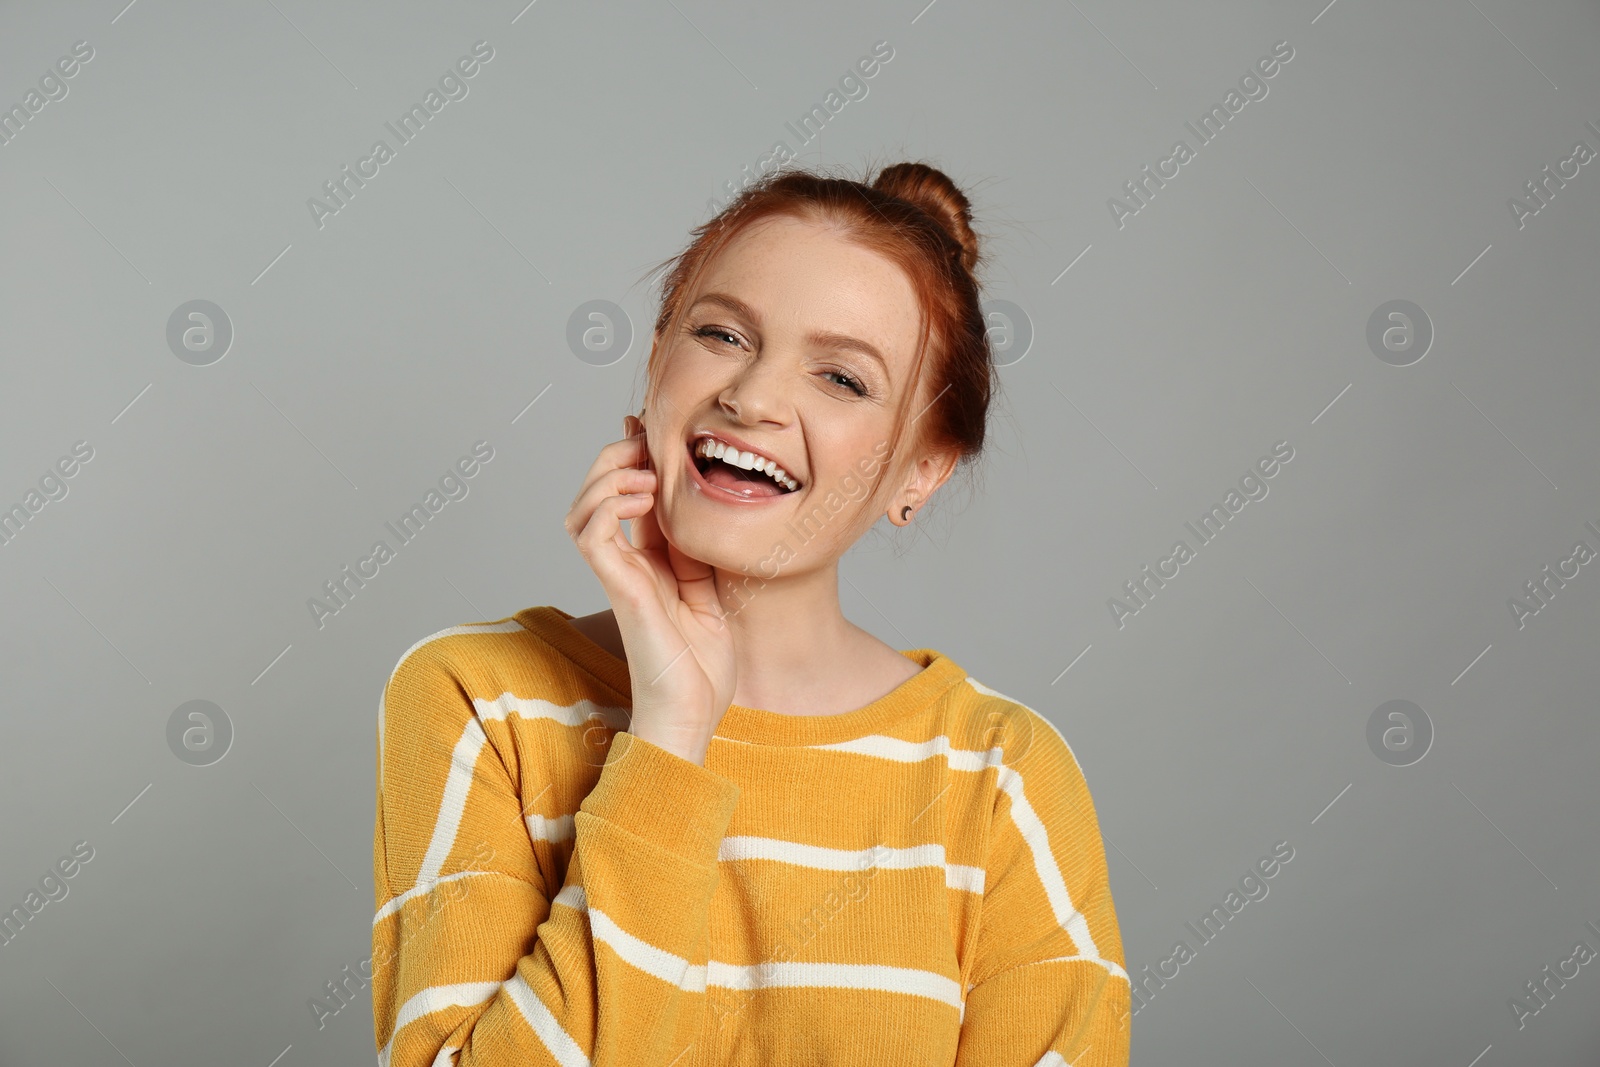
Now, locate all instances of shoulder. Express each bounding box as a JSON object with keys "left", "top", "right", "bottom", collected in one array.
[
  {"left": 378, "top": 617, "right": 535, "bottom": 778},
  {"left": 379, "top": 609, "right": 627, "bottom": 745},
  {"left": 943, "top": 671, "right": 1088, "bottom": 785},
  {"left": 377, "top": 611, "right": 619, "bottom": 796},
  {"left": 382, "top": 615, "right": 533, "bottom": 695}
]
